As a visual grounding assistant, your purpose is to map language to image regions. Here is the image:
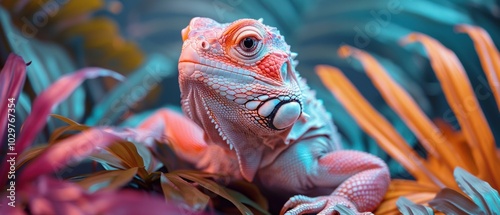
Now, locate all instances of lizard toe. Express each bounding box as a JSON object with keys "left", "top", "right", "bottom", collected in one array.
[
  {"left": 280, "top": 195, "right": 316, "bottom": 215},
  {"left": 283, "top": 199, "right": 327, "bottom": 215},
  {"left": 282, "top": 195, "right": 373, "bottom": 215}
]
